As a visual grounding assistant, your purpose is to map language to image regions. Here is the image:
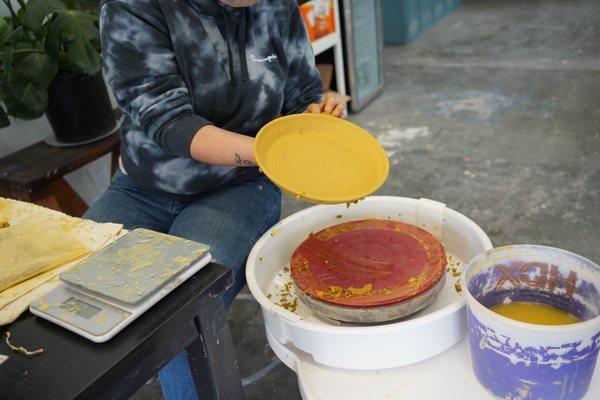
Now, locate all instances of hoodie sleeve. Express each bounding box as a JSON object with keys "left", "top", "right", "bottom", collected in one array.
[
  {"left": 281, "top": 3, "right": 324, "bottom": 115},
  {"left": 100, "top": 0, "right": 211, "bottom": 158}
]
